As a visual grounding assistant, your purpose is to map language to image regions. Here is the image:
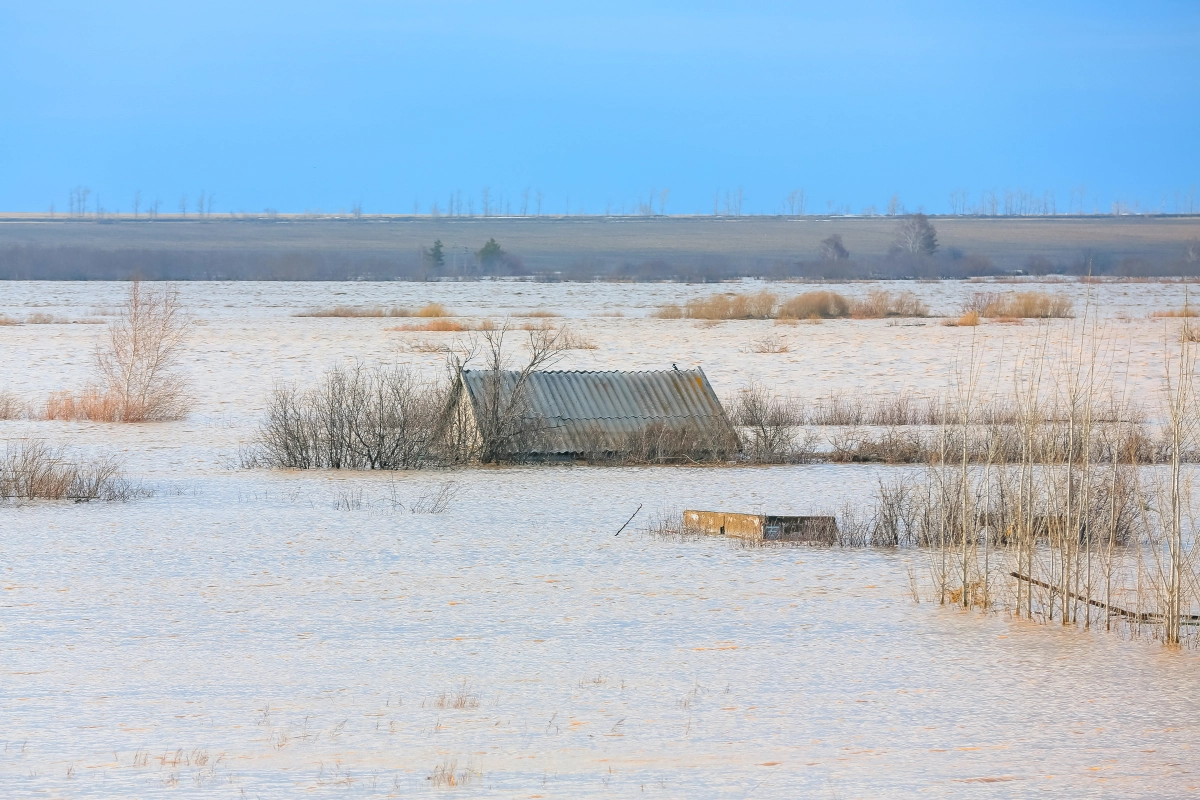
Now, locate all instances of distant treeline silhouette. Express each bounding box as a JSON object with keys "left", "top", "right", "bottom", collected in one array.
[{"left": 3, "top": 244, "right": 1198, "bottom": 281}]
